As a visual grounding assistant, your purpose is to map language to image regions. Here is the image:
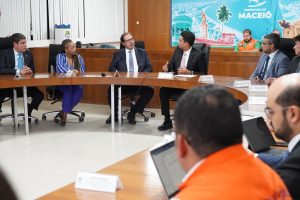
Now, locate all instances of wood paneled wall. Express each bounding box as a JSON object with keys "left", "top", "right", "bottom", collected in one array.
[{"left": 128, "top": 0, "right": 172, "bottom": 50}]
